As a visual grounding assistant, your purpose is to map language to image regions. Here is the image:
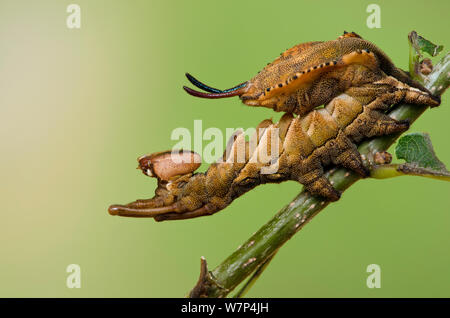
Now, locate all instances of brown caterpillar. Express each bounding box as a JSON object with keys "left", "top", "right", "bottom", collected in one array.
[{"left": 108, "top": 32, "right": 439, "bottom": 221}]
